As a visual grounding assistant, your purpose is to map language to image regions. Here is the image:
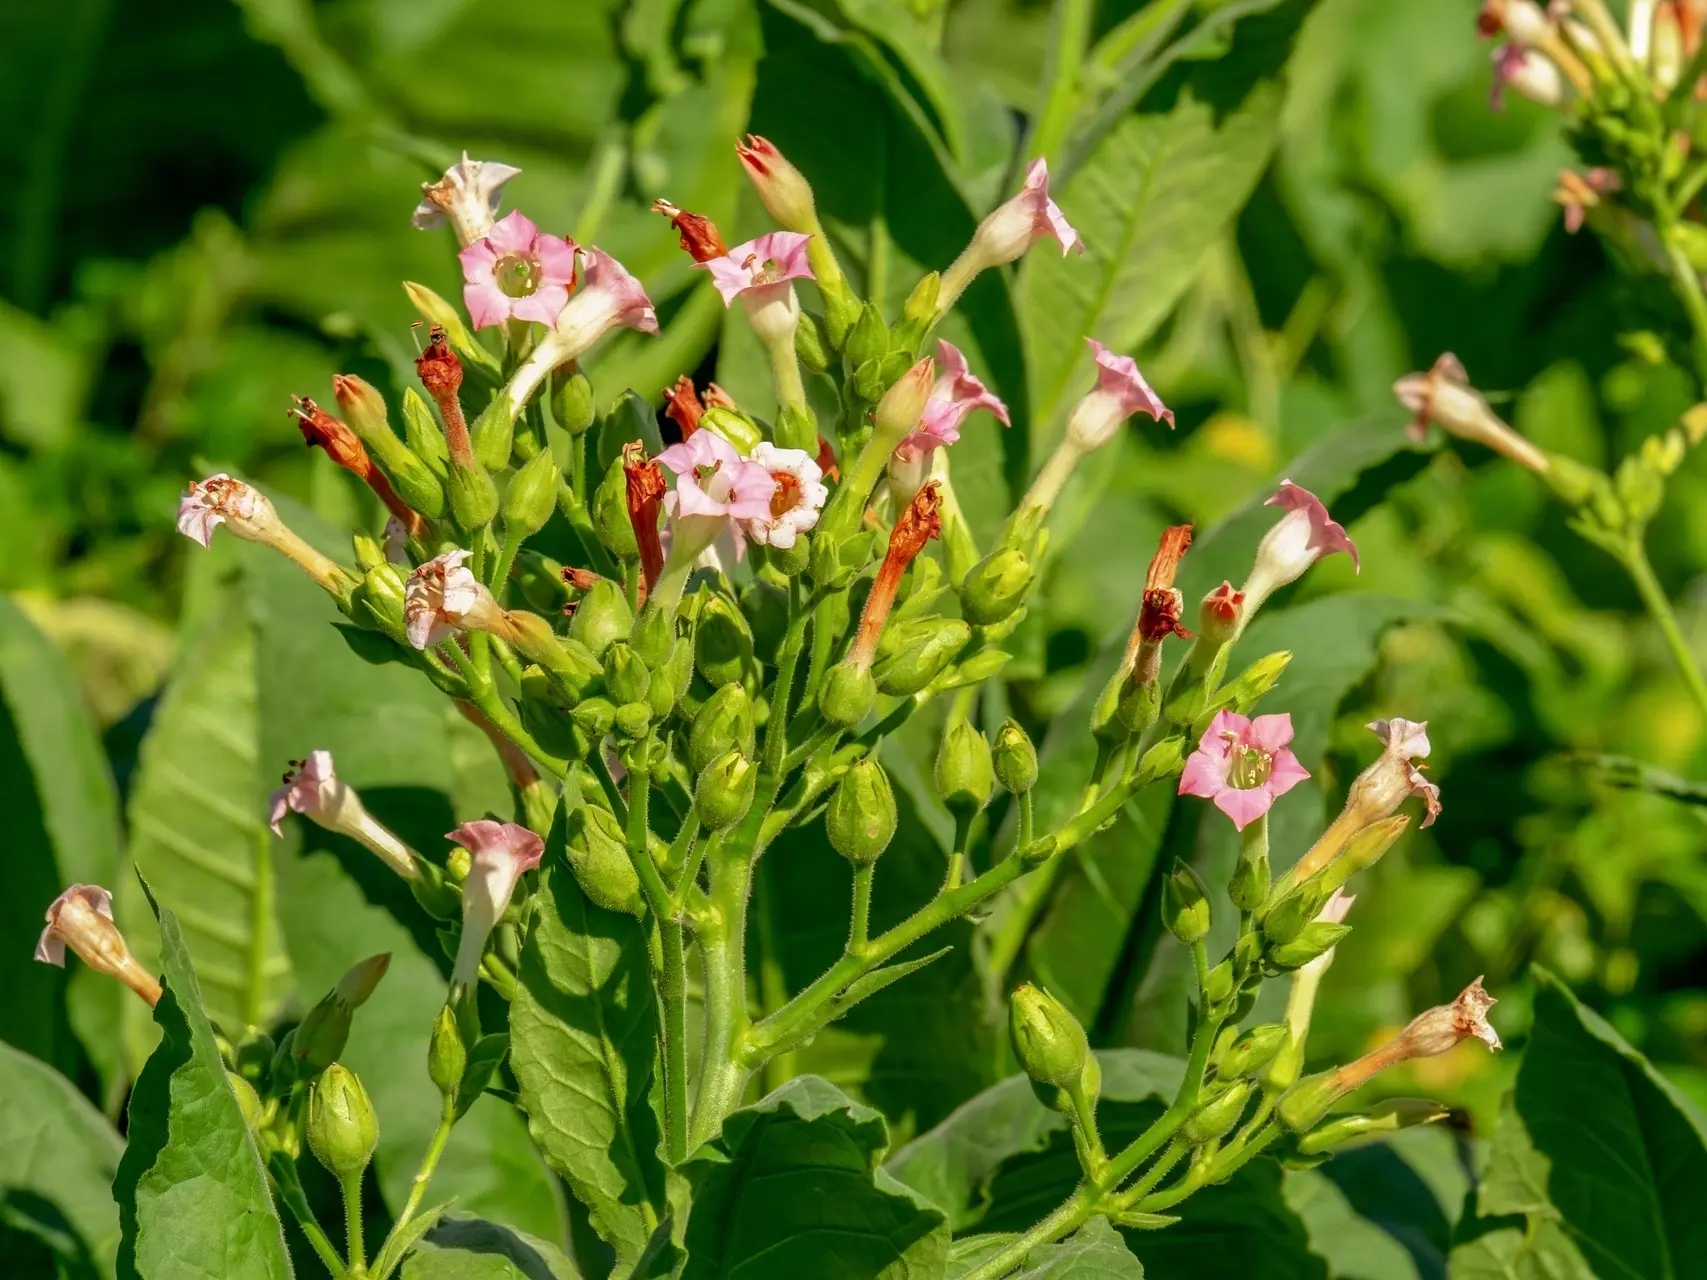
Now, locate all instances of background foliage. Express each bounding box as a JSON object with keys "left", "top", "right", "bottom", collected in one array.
[{"left": 3, "top": 0, "right": 1705, "bottom": 1276}]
